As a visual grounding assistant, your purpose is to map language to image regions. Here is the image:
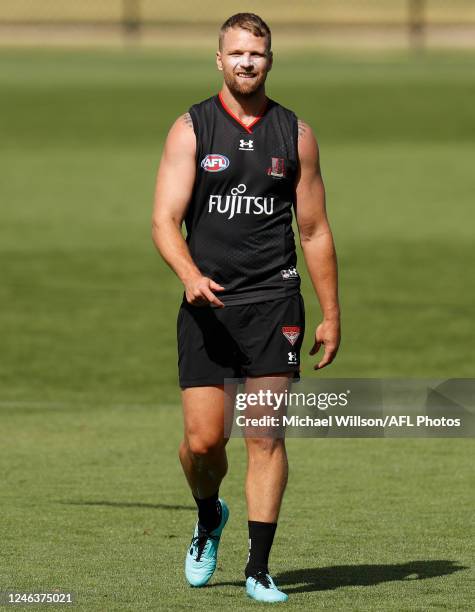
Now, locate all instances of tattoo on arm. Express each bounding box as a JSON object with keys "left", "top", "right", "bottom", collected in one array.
[
  {"left": 183, "top": 112, "right": 193, "bottom": 129},
  {"left": 298, "top": 119, "right": 307, "bottom": 138}
]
